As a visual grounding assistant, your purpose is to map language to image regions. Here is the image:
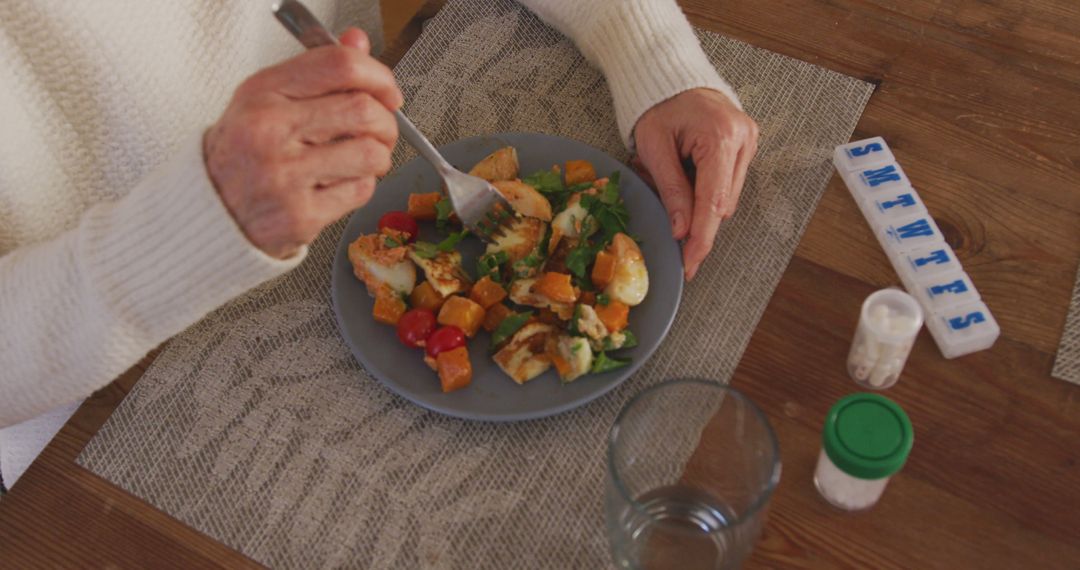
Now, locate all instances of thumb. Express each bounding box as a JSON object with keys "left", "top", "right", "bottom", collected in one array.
[
  {"left": 638, "top": 139, "right": 694, "bottom": 240},
  {"left": 339, "top": 27, "right": 371, "bottom": 54}
]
